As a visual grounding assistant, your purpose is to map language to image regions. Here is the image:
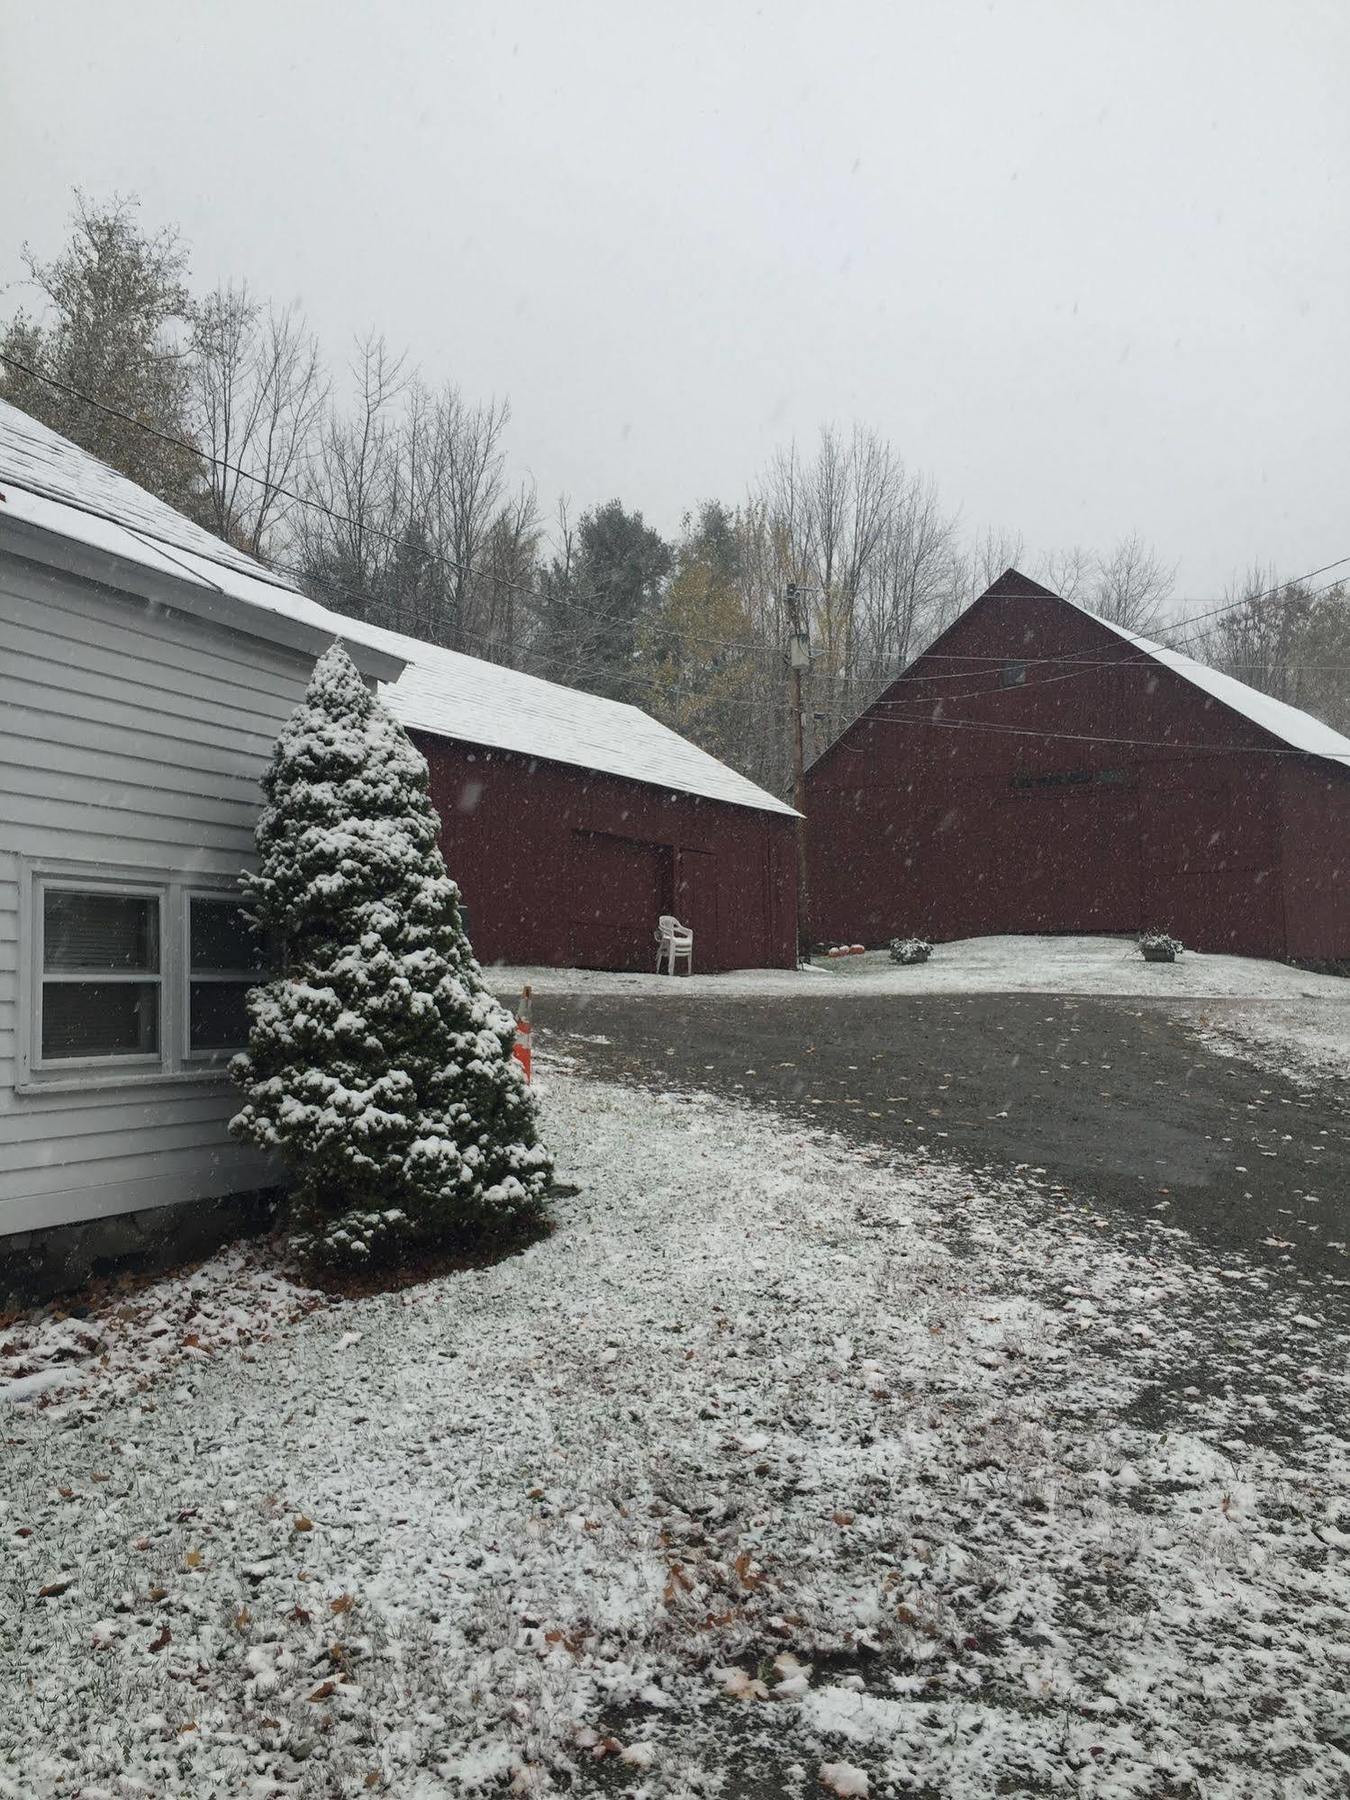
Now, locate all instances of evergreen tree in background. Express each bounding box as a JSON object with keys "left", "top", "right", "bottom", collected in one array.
[
  {"left": 532, "top": 499, "right": 672, "bottom": 702},
  {"left": 231, "top": 643, "right": 552, "bottom": 1269}
]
